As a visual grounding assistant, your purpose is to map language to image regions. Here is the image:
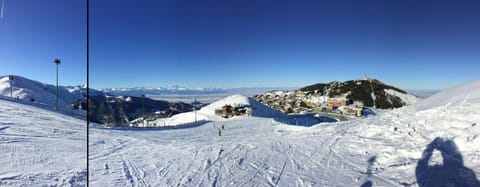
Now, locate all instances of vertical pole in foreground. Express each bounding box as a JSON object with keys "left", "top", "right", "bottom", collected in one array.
[
  {"left": 54, "top": 59, "right": 61, "bottom": 110},
  {"left": 85, "top": 0, "right": 90, "bottom": 183},
  {"left": 86, "top": 0, "right": 90, "bottom": 184}
]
